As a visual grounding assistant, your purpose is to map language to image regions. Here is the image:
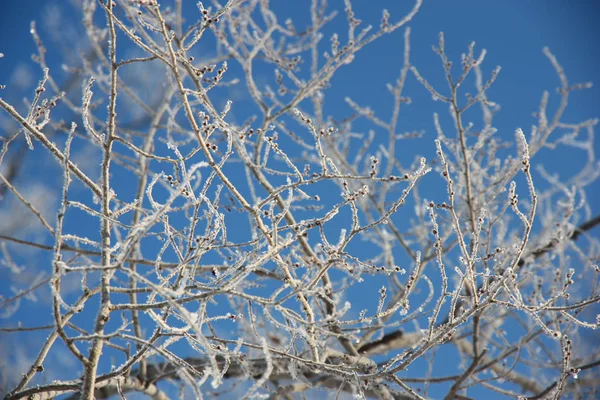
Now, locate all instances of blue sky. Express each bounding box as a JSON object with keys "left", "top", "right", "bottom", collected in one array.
[{"left": 1, "top": 1, "right": 599, "bottom": 399}]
